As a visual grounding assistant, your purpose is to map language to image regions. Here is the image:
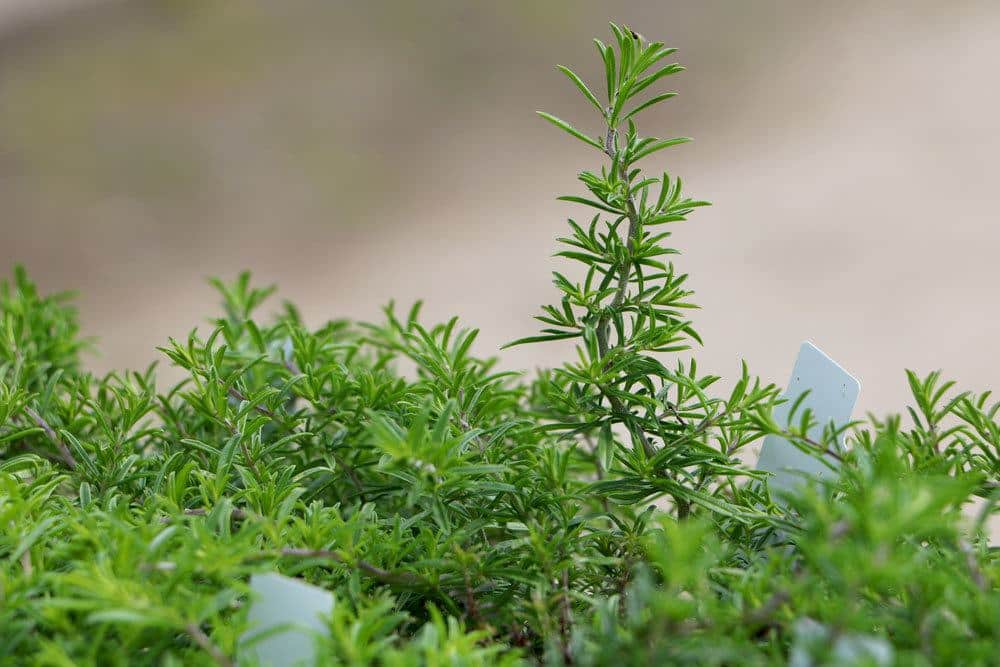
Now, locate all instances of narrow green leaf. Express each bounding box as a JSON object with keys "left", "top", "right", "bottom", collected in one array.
[
  {"left": 556, "top": 65, "right": 604, "bottom": 114},
  {"left": 536, "top": 112, "right": 603, "bottom": 150},
  {"left": 632, "top": 137, "right": 692, "bottom": 162},
  {"left": 502, "top": 331, "right": 581, "bottom": 349},
  {"left": 624, "top": 92, "right": 678, "bottom": 121}
]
